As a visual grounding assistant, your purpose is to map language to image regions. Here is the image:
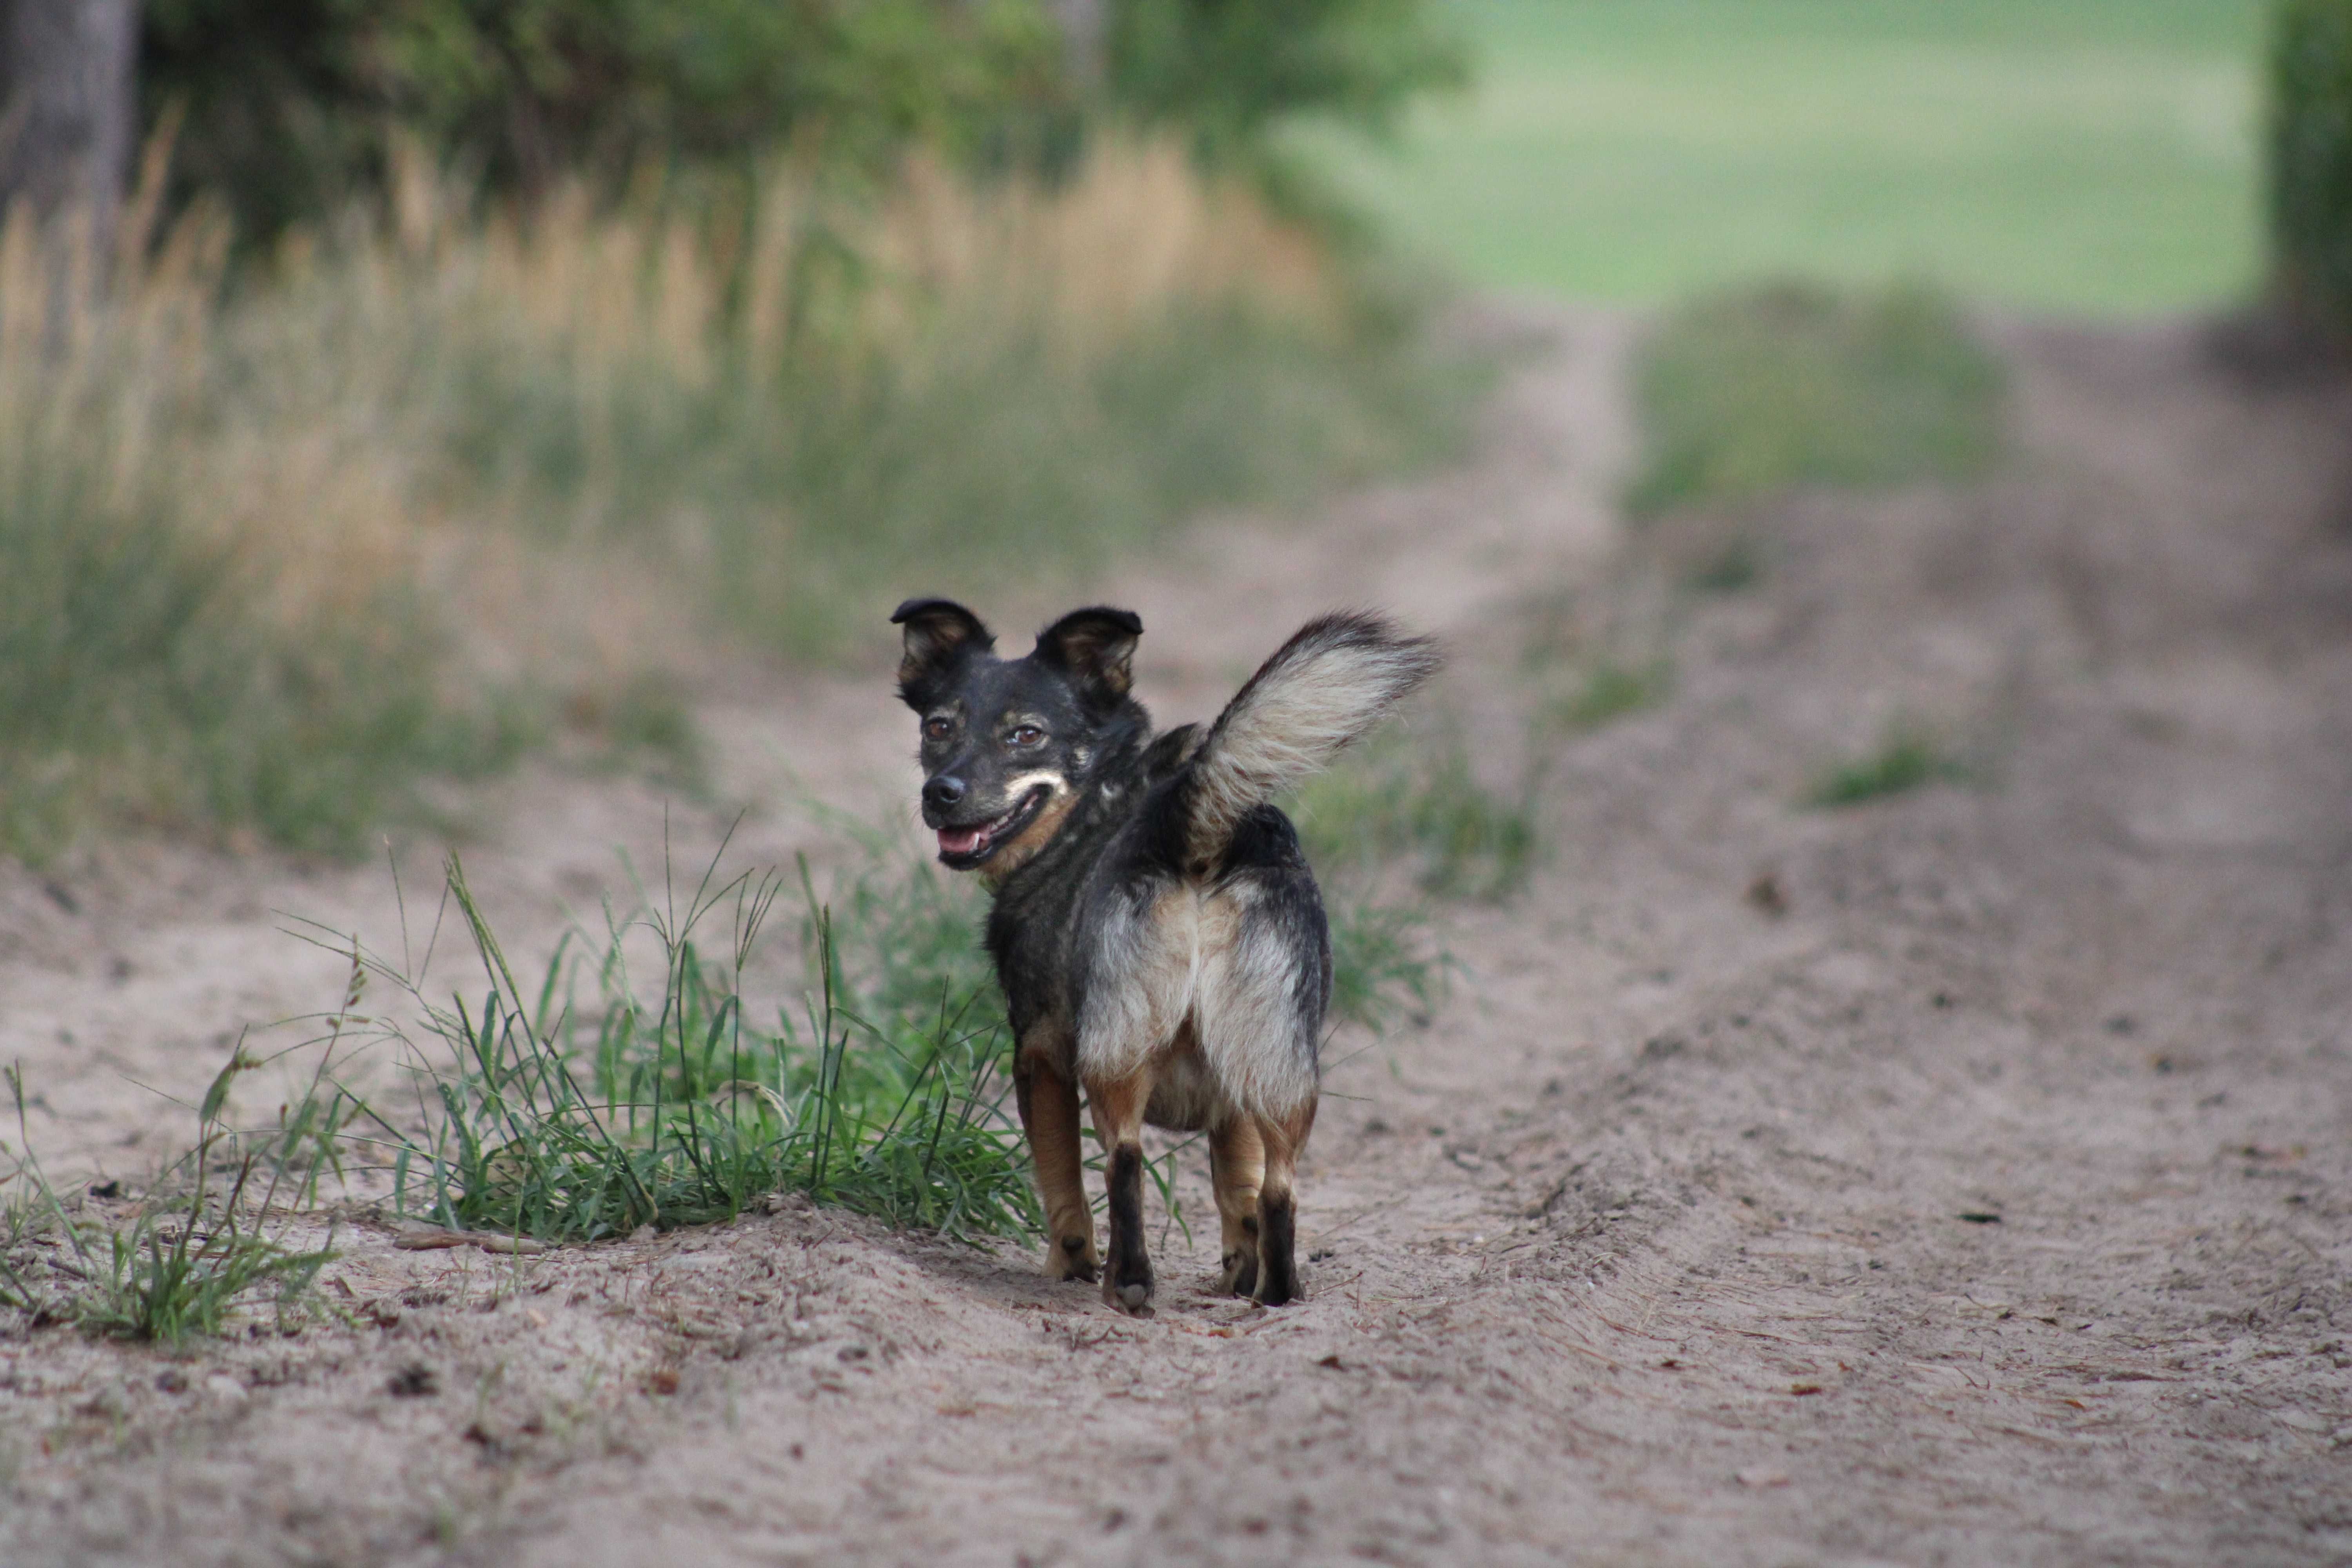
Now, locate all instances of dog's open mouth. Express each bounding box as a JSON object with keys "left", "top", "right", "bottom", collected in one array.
[{"left": 935, "top": 785, "right": 1052, "bottom": 869}]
